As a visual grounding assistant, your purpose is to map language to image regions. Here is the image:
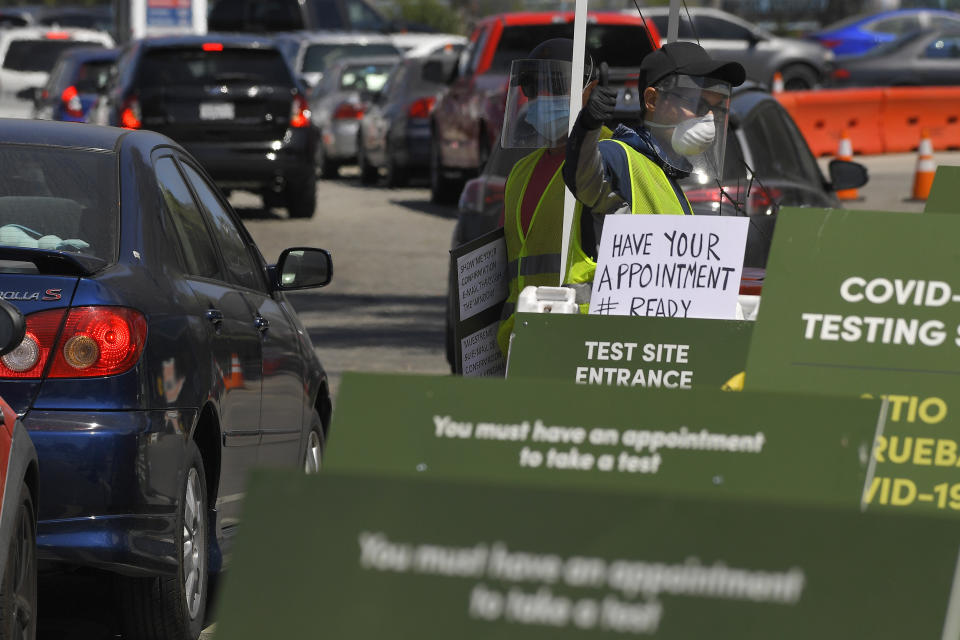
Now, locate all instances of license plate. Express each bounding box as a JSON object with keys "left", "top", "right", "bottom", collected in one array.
[{"left": 199, "top": 102, "right": 235, "bottom": 120}]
